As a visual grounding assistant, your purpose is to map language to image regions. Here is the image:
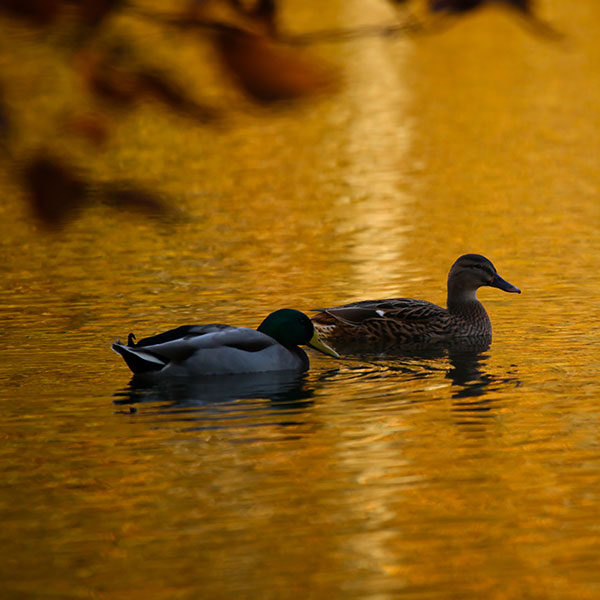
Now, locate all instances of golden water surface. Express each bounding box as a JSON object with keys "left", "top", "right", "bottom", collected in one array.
[{"left": 1, "top": 1, "right": 600, "bottom": 599}]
